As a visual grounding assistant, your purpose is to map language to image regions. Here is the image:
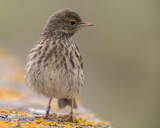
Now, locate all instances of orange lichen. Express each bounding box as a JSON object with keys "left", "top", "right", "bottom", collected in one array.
[
  {"left": 0, "top": 108, "right": 13, "bottom": 115},
  {"left": 21, "top": 121, "right": 40, "bottom": 128},
  {"left": 74, "top": 117, "right": 111, "bottom": 127},
  {"left": 0, "top": 107, "right": 31, "bottom": 117},
  {"left": 11, "top": 119, "right": 18, "bottom": 121},
  {"left": 0, "top": 121, "right": 19, "bottom": 128},
  {"left": 35, "top": 118, "right": 45, "bottom": 124},
  {"left": 16, "top": 110, "right": 31, "bottom": 117},
  {"left": 0, "top": 121, "right": 8, "bottom": 128},
  {"left": 98, "top": 120, "right": 111, "bottom": 126},
  {"left": 74, "top": 117, "right": 97, "bottom": 127}
]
